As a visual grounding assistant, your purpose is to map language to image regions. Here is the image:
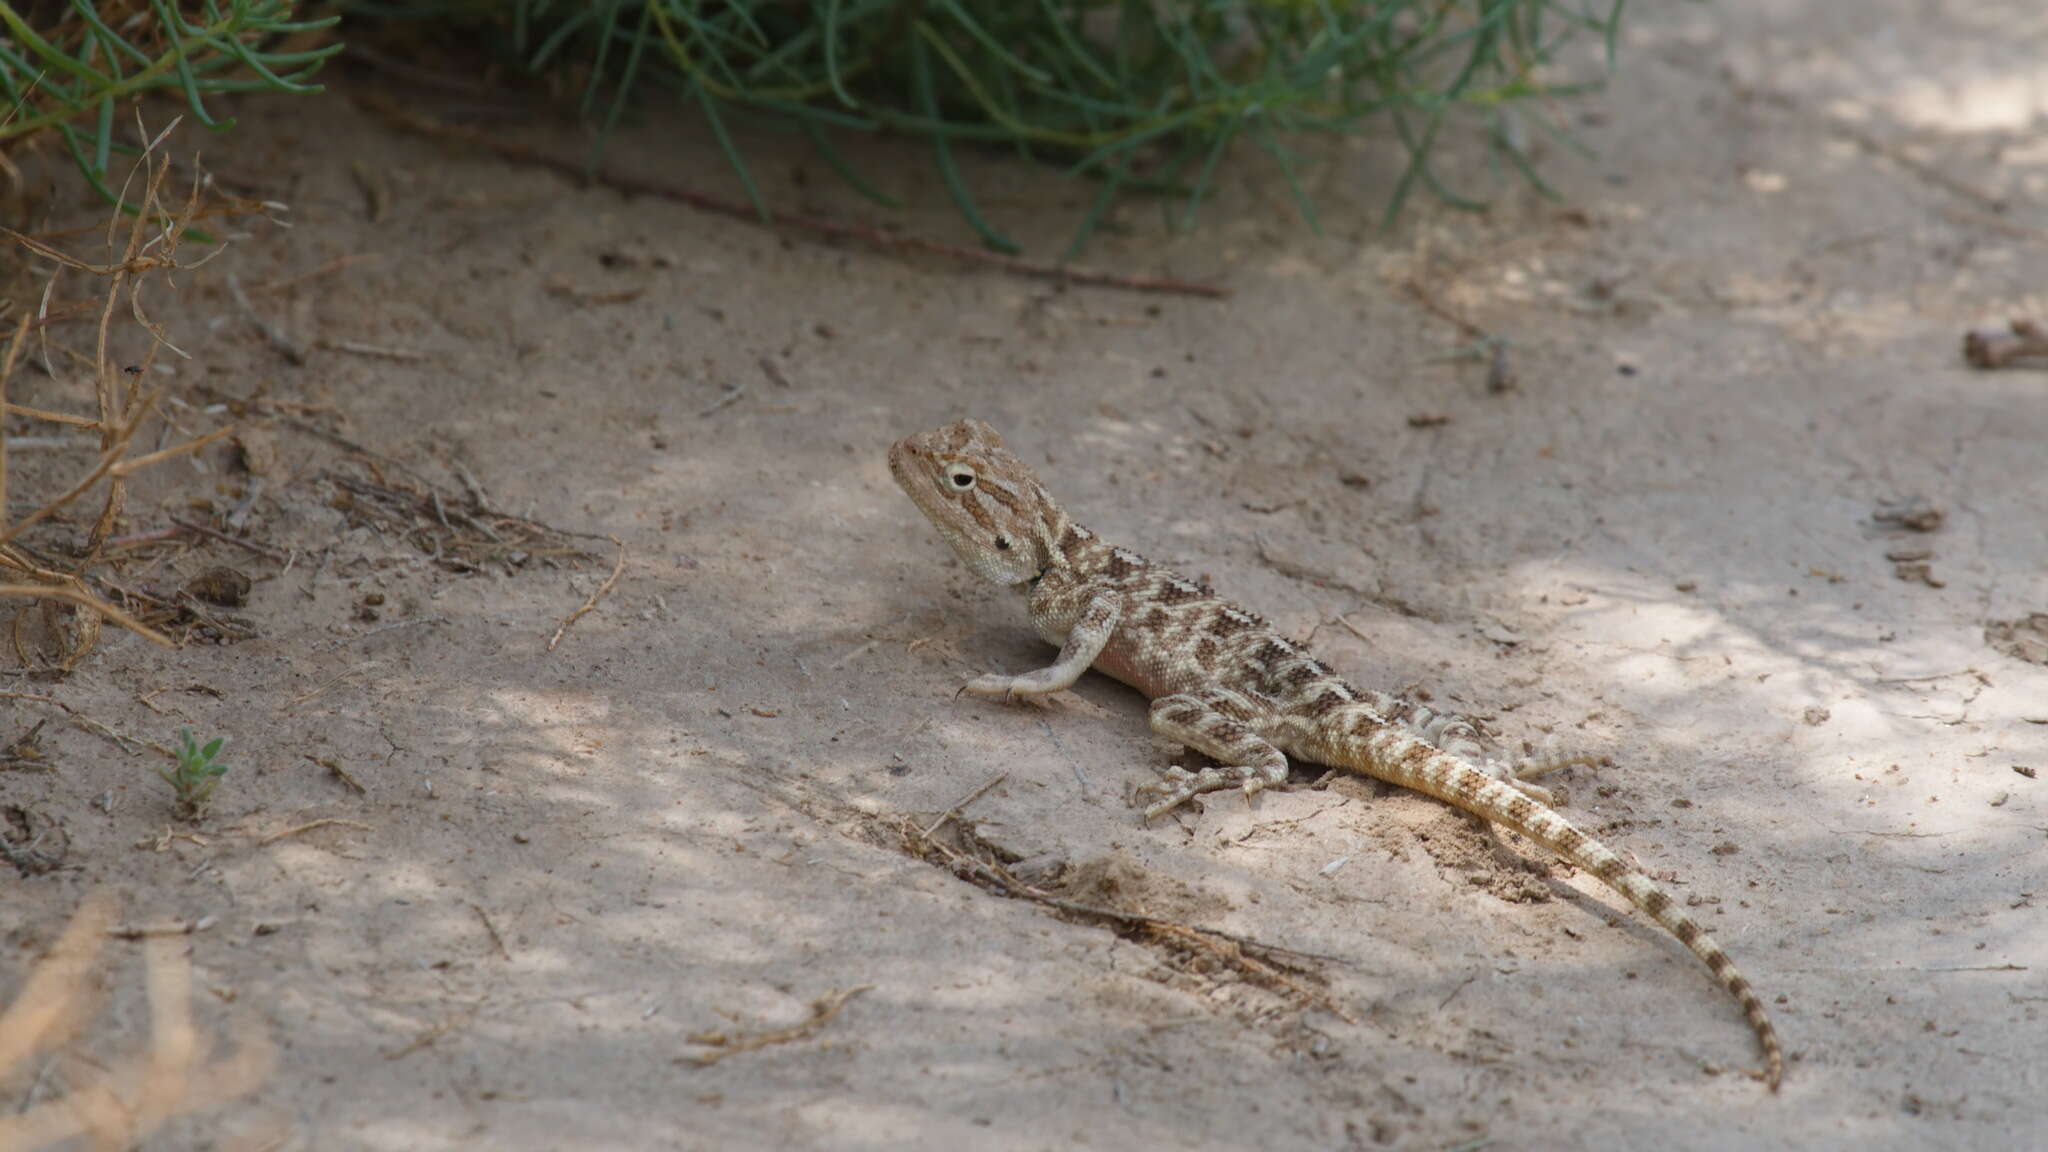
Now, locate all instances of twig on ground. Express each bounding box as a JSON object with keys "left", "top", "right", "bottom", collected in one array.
[
  {"left": 355, "top": 94, "right": 1227, "bottom": 300},
  {"left": 545, "top": 279, "right": 644, "bottom": 306},
  {"left": 682, "top": 986, "right": 872, "bottom": 1066},
  {"left": 696, "top": 381, "right": 747, "bottom": 418},
  {"left": 382, "top": 1010, "right": 475, "bottom": 1062},
  {"left": 910, "top": 823, "right": 1340, "bottom": 964},
  {"left": 548, "top": 536, "right": 625, "bottom": 651},
  {"left": 107, "top": 915, "right": 217, "bottom": 939},
  {"left": 0, "top": 584, "right": 171, "bottom": 647},
  {"left": 0, "top": 691, "right": 157, "bottom": 754},
  {"left": 0, "top": 827, "right": 62, "bottom": 876},
  {"left": 1405, "top": 275, "right": 1514, "bottom": 391},
  {"left": 305, "top": 754, "right": 367, "bottom": 794},
  {"left": 0, "top": 298, "right": 103, "bottom": 345},
  {"left": 257, "top": 819, "right": 372, "bottom": 847},
  {"left": 111, "top": 426, "right": 232, "bottom": 477},
  {"left": 3, "top": 401, "right": 99, "bottom": 427},
  {"left": 917, "top": 772, "right": 1008, "bottom": 840},
  {"left": 167, "top": 516, "right": 291, "bottom": 562},
  {"left": 470, "top": 902, "right": 512, "bottom": 960},
  {"left": 105, "top": 525, "right": 185, "bottom": 548},
  {"left": 0, "top": 388, "right": 215, "bottom": 550},
  {"left": 315, "top": 338, "right": 424, "bottom": 362},
  {"left": 453, "top": 461, "right": 491, "bottom": 509},
  {"left": 1831, "top": 123, "right": 2007, "bottom": 215},
  {"left": 903, "top": 819, "right": 1352, "bottom": 1018}
]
